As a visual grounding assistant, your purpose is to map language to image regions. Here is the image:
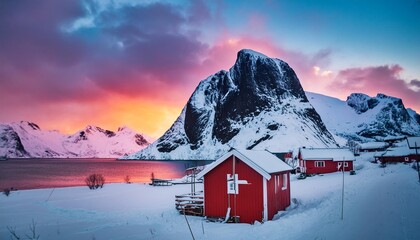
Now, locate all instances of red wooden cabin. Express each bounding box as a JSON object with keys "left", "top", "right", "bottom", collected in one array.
[
  {"left": 375, "top": 146, "right": 417, "bottom": 163},
  {"left": 298, "top": 148, "right": 355, "bottom": 174},
  {"left": 196, "top": 149, "right": 293, "bottom": 224}
]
